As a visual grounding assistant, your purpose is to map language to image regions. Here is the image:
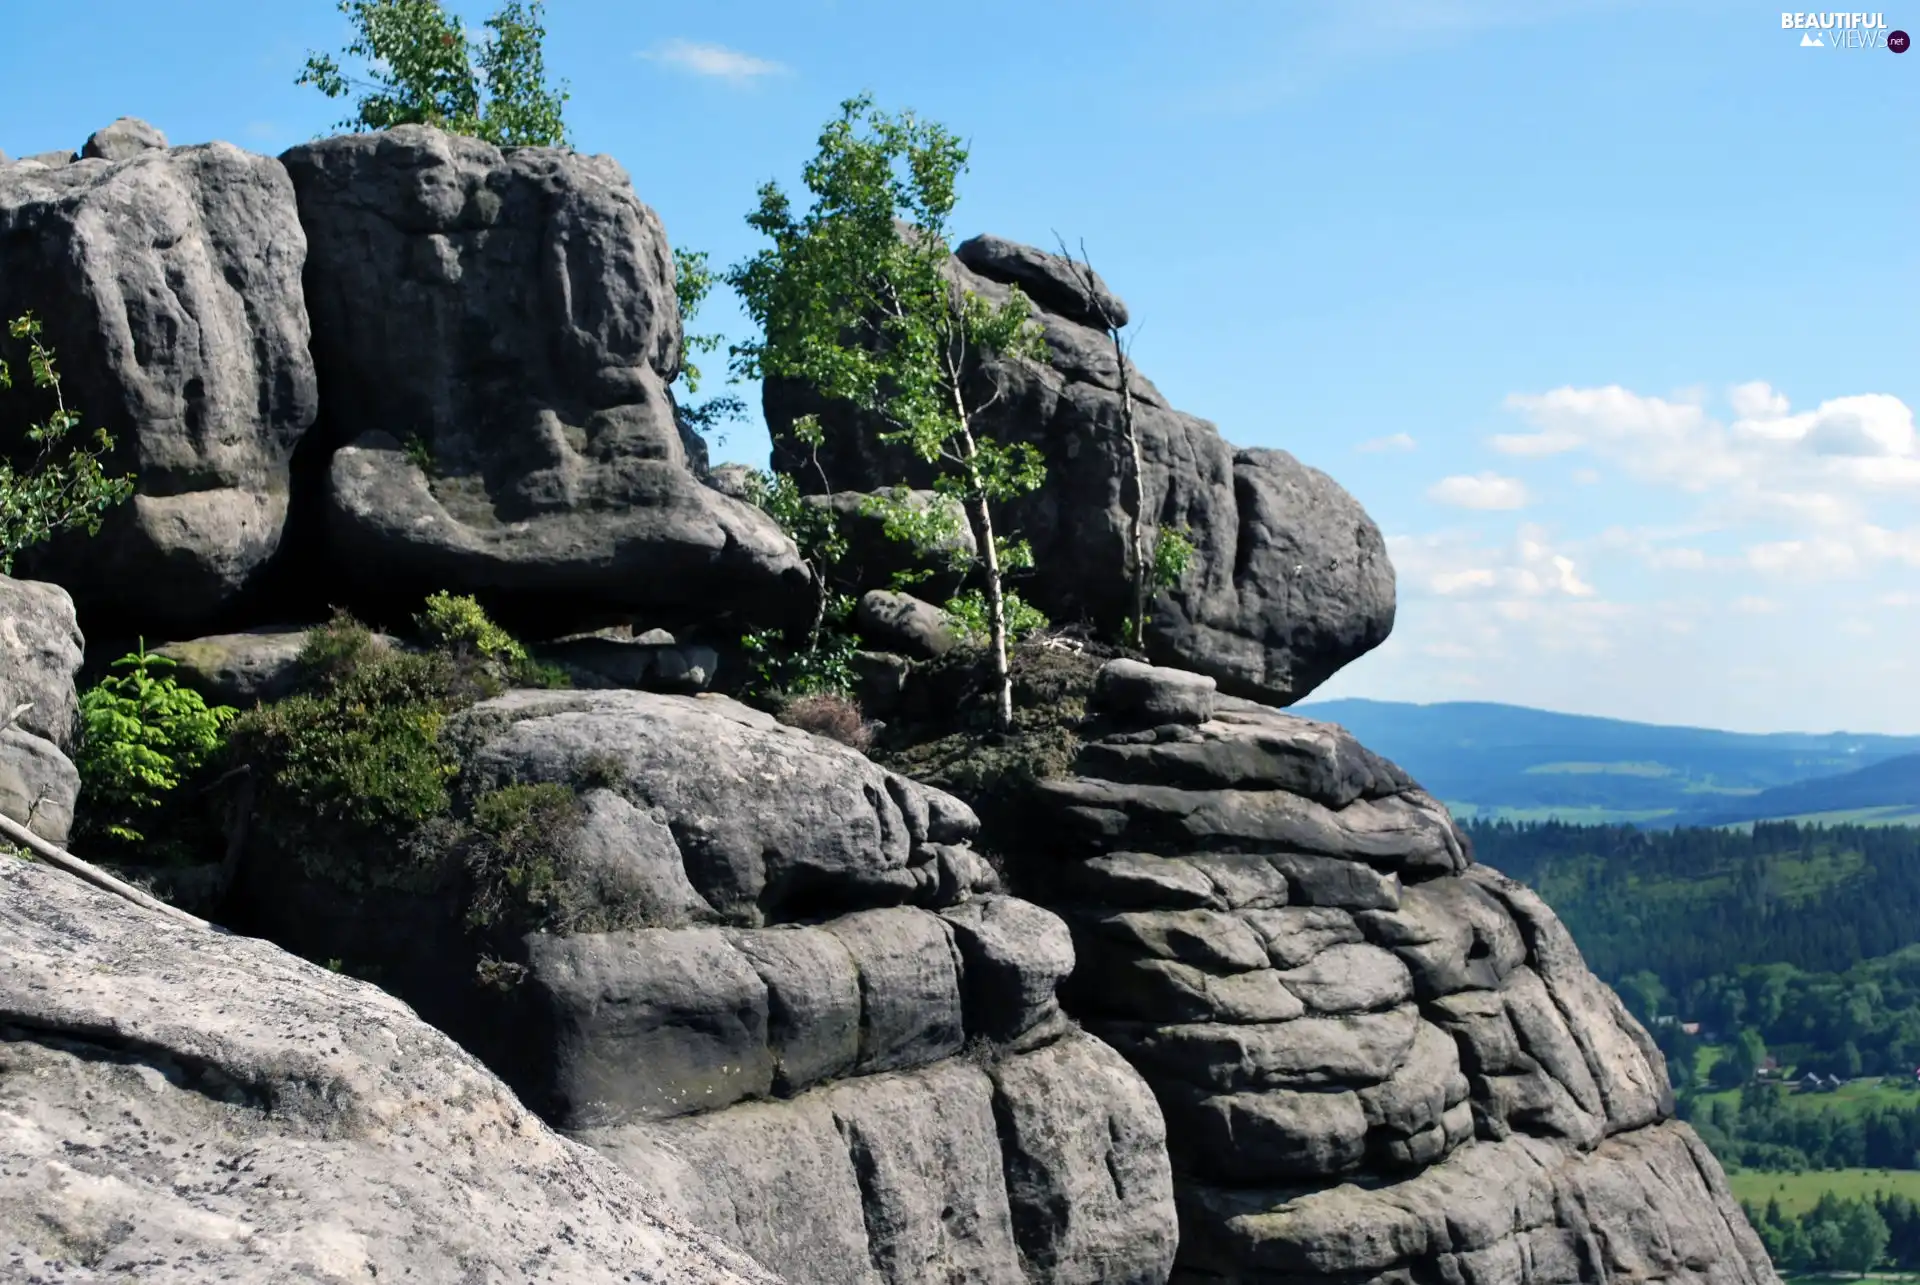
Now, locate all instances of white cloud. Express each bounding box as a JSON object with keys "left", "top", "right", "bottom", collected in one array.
[
  {"left": 1356, "top": 432, "right": 1418, "bottom": 454},
  {"left": 1428, "top": 471, "right": 1531, "bottom": 510},
  {"left": 1571, "top": 467, "right": 1602, "bottom": 485},
  {"left": 1732, "top": 596, "right": 1781, "bottom": 614},
  {"left": 1390, "top": 523, "right": 1594, "bottom": 599},
  {"left": 640, "top": 39, "right": 788, "bottom": 82}
]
